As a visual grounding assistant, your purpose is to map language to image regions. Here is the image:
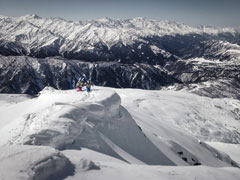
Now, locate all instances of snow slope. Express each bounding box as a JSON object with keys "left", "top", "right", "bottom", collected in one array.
[
  {"left": 116, "top": 88, "right": 240, "bottom": 143},
  {"left": 207, "top": 142, "right": 240, "bottom": 165},
  {"left": 0, "top": 145, "right": 74, "bottom": 180},
  {"left": 0, "top": 87, "right": 239, "bottom": 179},
  {"left": 63, "top": 148, "right": 240, "bottom": 180},
  {"left": 1, "top": 146, "right": 239, "bottom": 180},
  {"left": 0, "top": 87, "right": 175, "bottom": 165}
]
